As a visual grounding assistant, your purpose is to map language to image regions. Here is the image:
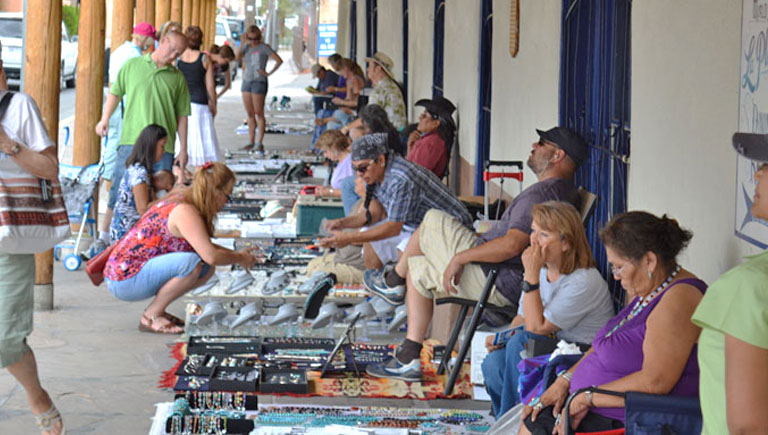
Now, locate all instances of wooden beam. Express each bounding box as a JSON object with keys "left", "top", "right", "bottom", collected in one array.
[
  {"left": 171, "top": 0, "right": 183, "bottom": 24},
  {"left": 208, "top": 0, "right": 217, "bottom": 49},
  {"left": 182, "top": 0, "right": 192, "bottom": 29},
  {"left": 191, "top": 0, "right": 201, "bottom": 27},
  {"left": 136, "top": 0, "right": 156, "bottom": 29},
  {"left": 74, "top": 0, "right": 105, "bottom": 169},
  {"left": 156, "top": 0, "right": 171, "bottom": 29},
  {"left": 200, "top": 0, "right": 209, "bottom": 47},
  {"left": 111, "top": 0, "right": 133, "bottom": 51},
  {"left": 24, "top": 0, "right": 62, "bottom": 309}
]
